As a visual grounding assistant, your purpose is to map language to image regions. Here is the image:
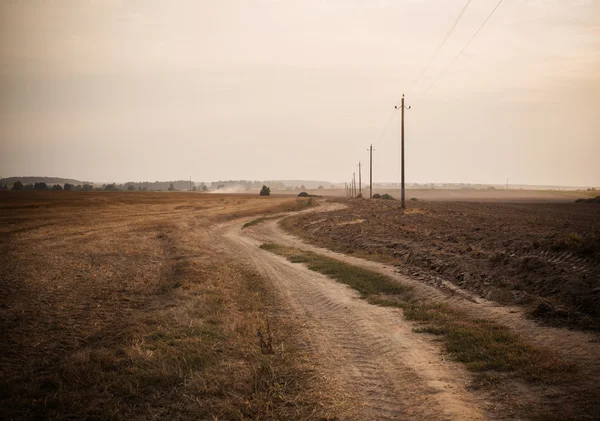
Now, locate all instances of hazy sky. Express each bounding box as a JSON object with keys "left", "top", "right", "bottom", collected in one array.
[{"left": 1, "top": 0, "right": 598, "bottom": 186}]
